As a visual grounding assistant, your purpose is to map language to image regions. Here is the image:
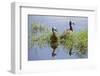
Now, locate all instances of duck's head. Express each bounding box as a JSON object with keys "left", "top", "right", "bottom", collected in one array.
[
  {"left": 52, "top": 27, "right": 57, "bottom": 32},
  {"left": 69, "top": 21, "right": 75, "bottom": 31},
  {"left": 69, "top": 21, "right": 75, "bottom": 26}
]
